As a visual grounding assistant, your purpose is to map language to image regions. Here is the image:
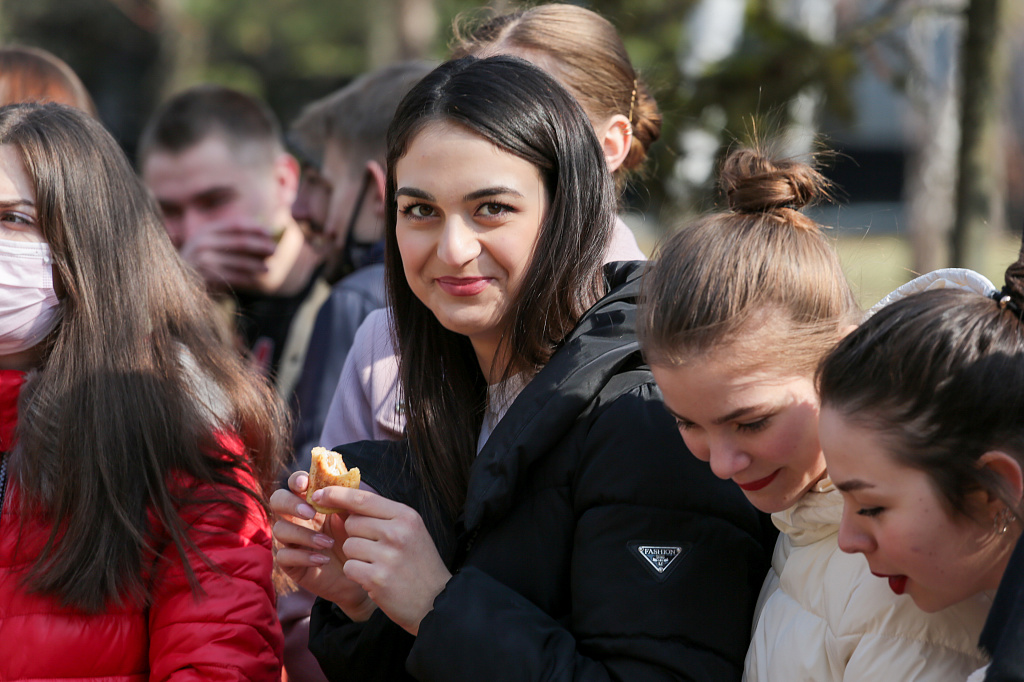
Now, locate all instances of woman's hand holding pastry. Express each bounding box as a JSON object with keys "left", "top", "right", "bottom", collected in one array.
[
  {"left": 311, "top": 486, "right": 452, "bottom": 636},
  {"left": 270, "top": 470, "right": 377, "bottom": 621}
]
